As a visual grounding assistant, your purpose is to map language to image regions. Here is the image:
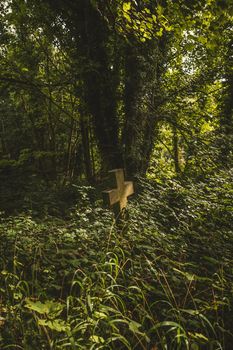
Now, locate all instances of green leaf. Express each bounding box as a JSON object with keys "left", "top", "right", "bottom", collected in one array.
[
  {"left": 90, "top": 335, "right": 105, "bottom": 343},
  {"left": 93, "top": 311, "right": 107, "bottom": 319},
  {"left": 25, "top": 300, "right": 50, "bottom": 314},
  {"left": 186, "top": 43, "right": 195, "bottom": 51},
  {"left": 189, "top": 332, "right": 209, "bottom": 342},
  {"left": 123, "top": 2, "right": 131, "bottom": 12},
  {"left": 25, "top": 298, "right": 64, "bottom": 316},
  {"left": 198, "top": 36, "right": 207, "bottom": 44},
  {"left": 146, "top": 22, "right": 153, "bottom": 30},
  {"left": 129, "top": 320, "right": 145, "bottom": 336},
  {"left": 156, "top": 27, "right": 163, "bottom": 37},
  {"left": 144, "top": 8, "right": 151, "bottom": 14},
  {"left": 173, "top": 267, "right": 196, "bottom": 281},
  {"left": 38, "top": 319, "right": 70, "bottom": 332},
  {"left": 157, "top": 4, "right": 164, "bottom": 16},
  {"left": 149, "top": 321, "right": 185, "bottom": 333},
  {"left": 124, "top": 13, "right": 131, "bottom": 22}
]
